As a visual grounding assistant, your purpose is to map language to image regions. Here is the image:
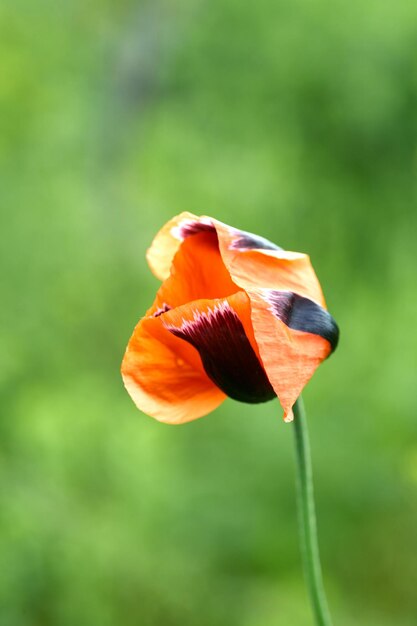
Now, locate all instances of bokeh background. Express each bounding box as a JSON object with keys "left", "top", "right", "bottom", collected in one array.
[{"left": 1, "top": 1, "right": 417, "bottom": 624}]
